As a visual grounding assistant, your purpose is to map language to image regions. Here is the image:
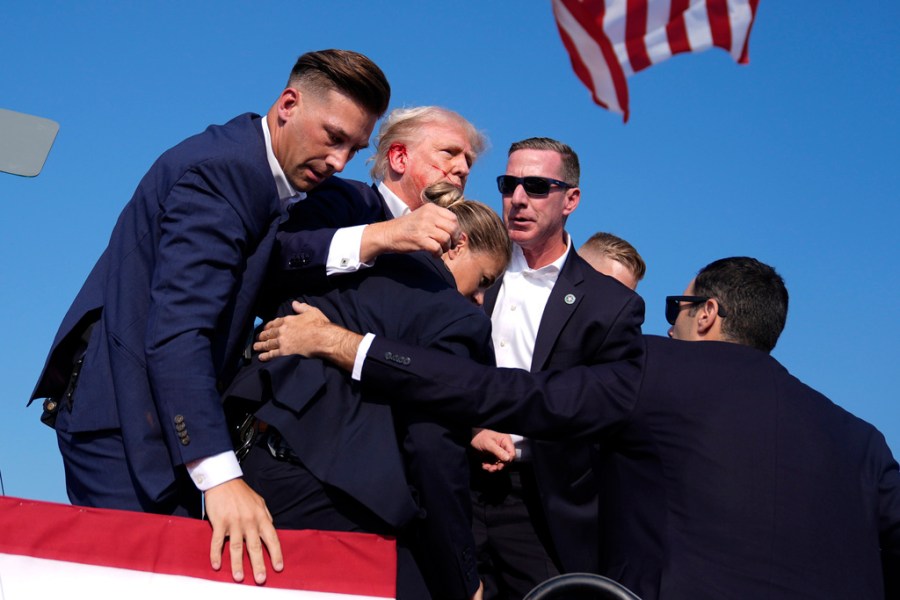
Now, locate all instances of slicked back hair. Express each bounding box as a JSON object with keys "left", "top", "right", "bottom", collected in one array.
[
  {"left": 287, "top": 49, "right": 390, "bottom": 117},
  {"left": 692, "top": 257, "right": 789, "bottom": 353},
  {"left": 508, "top": 137, "right": 580, "bottom": 186}
]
